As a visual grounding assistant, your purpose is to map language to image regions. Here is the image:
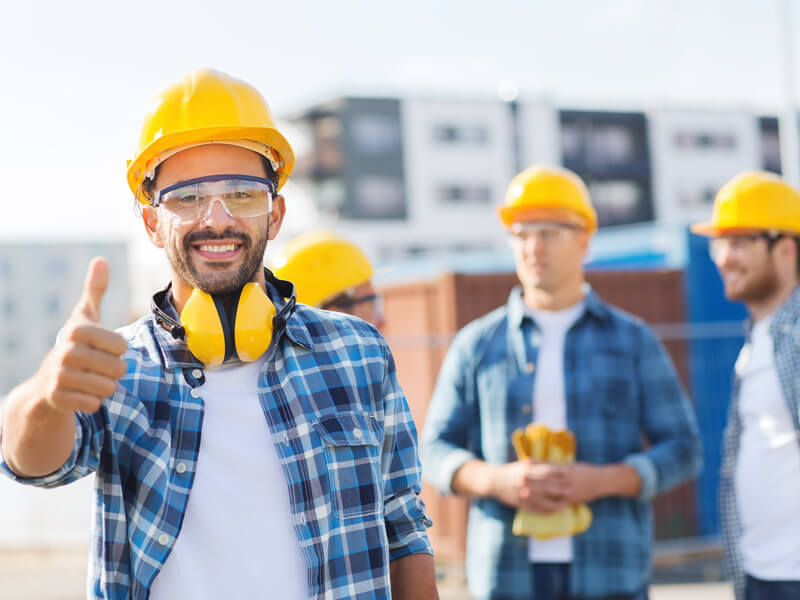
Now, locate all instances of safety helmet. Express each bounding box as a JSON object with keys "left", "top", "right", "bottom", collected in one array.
[
  {"left": 691, "top": 171, "right": 800, "bottom": 237},
  {"left": 498, "top": 165, "right": 597, "bottom": 233},
  {"left": 127, "top": 68, "right": 294, "bottom": 200},
  {"left": 270, "top": 231, "right": 374, "bottom": 307}
]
